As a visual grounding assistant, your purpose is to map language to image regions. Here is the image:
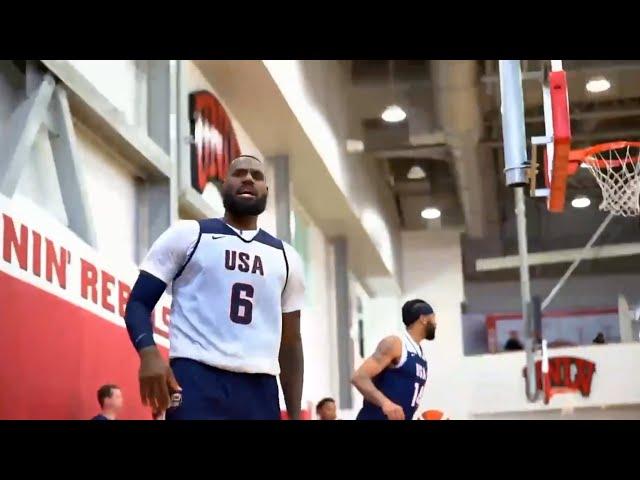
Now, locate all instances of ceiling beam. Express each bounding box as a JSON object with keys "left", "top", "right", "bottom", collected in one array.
[
  {"left": 480, "top": 63, "right": 640, "bottom": 84},
  {"left": 482, "top": 129, "right": 640, "bottom": 148},
  {"left": 366, "top": 144, "right": 448, "bottom": 160},
  {"left": 485, "top": 106, "right": 640, "bottom": 125},
  {"left": 476, "top": 242, "right": 640, "bottom": 271}
]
